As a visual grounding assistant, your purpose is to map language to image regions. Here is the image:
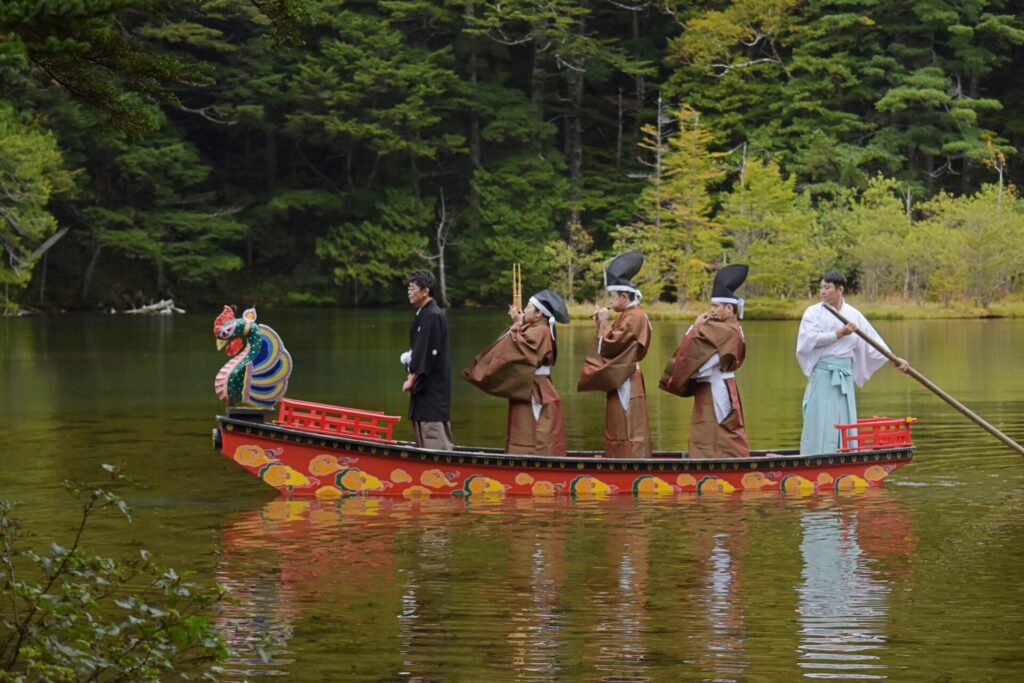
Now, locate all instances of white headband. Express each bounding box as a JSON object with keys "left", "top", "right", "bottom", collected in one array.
[
  {"left": 607, "top": 284, "right": 643, "bottom": 301},
  {"left": 711, "top": 296, "right": 744, "bottom": 320},
  {"left": 528, "top": 296, "right": 557, "bottom": 339},
  {"left": 529, "top": 296, "right": 553, "bottom": 320}
]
